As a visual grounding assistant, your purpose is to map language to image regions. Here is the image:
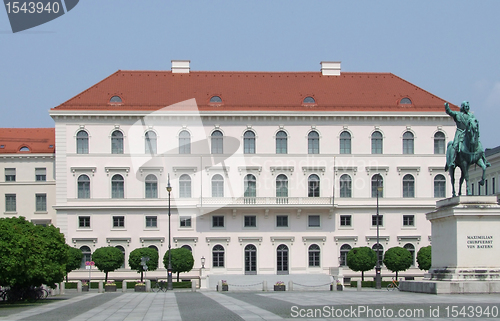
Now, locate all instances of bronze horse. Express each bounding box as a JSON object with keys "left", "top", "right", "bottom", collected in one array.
[{"left": 445, "top": 116, "right": 489, "bottom": 196}]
